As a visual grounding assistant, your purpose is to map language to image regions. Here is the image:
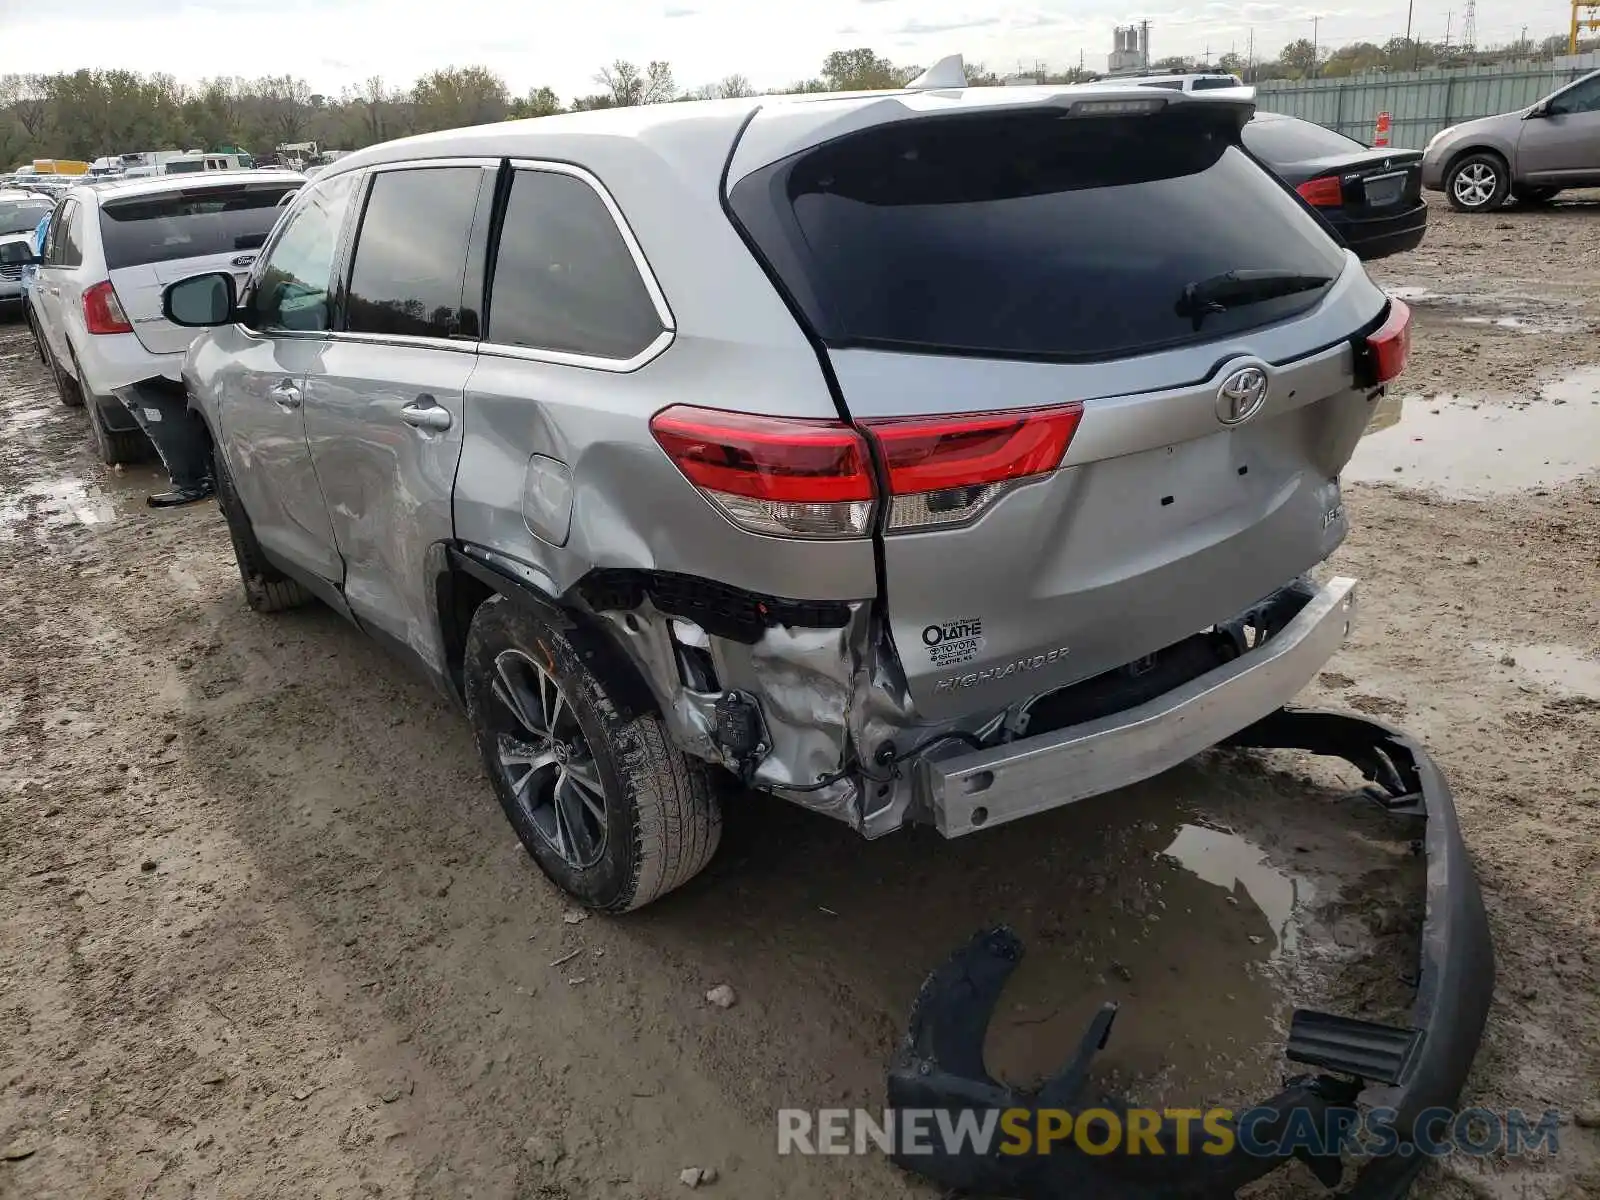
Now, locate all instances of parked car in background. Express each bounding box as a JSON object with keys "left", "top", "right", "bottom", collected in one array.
[
  {"left": 163, "top": 152, "right": 253, "bottom": 174},
  {"left": 1422, "top": 68, "right": 1600, "bottom": 211},
  {"left": 25, "top": 170, "right": 303, "bottom": 462},
  {"left": 0, "top": 190, "right": 58, "bottom": 312},
  {"left": 162, "top": 80, "right": 1406, "bottom": 912},
  {"left": 1243, "top": 112, "right": 1427, "bottom": 260}
]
